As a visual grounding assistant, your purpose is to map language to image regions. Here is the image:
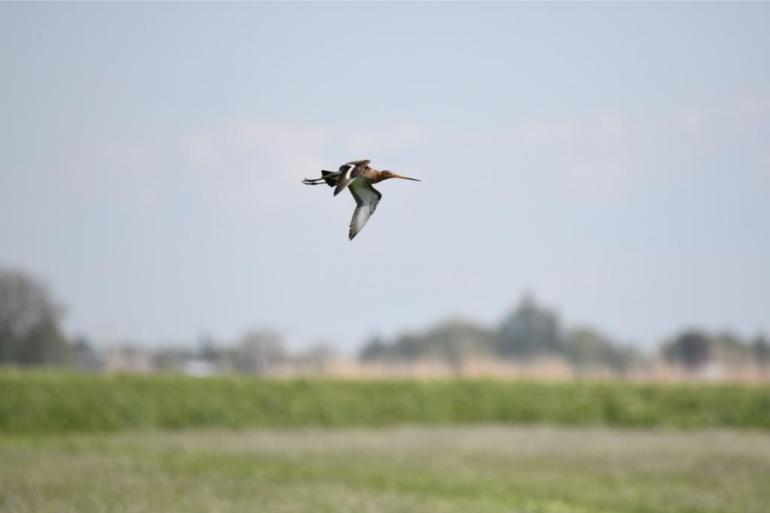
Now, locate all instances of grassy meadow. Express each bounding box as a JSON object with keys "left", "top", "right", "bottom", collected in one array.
[
  {"left": 2, "top": 426, "right": 770, "bottom": 513},
  {"left": 2, "top": 371, "right": 770, "bottom": 432},
  {"left": 2, "top": 372, "right": 770, "bottom": 512}
]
